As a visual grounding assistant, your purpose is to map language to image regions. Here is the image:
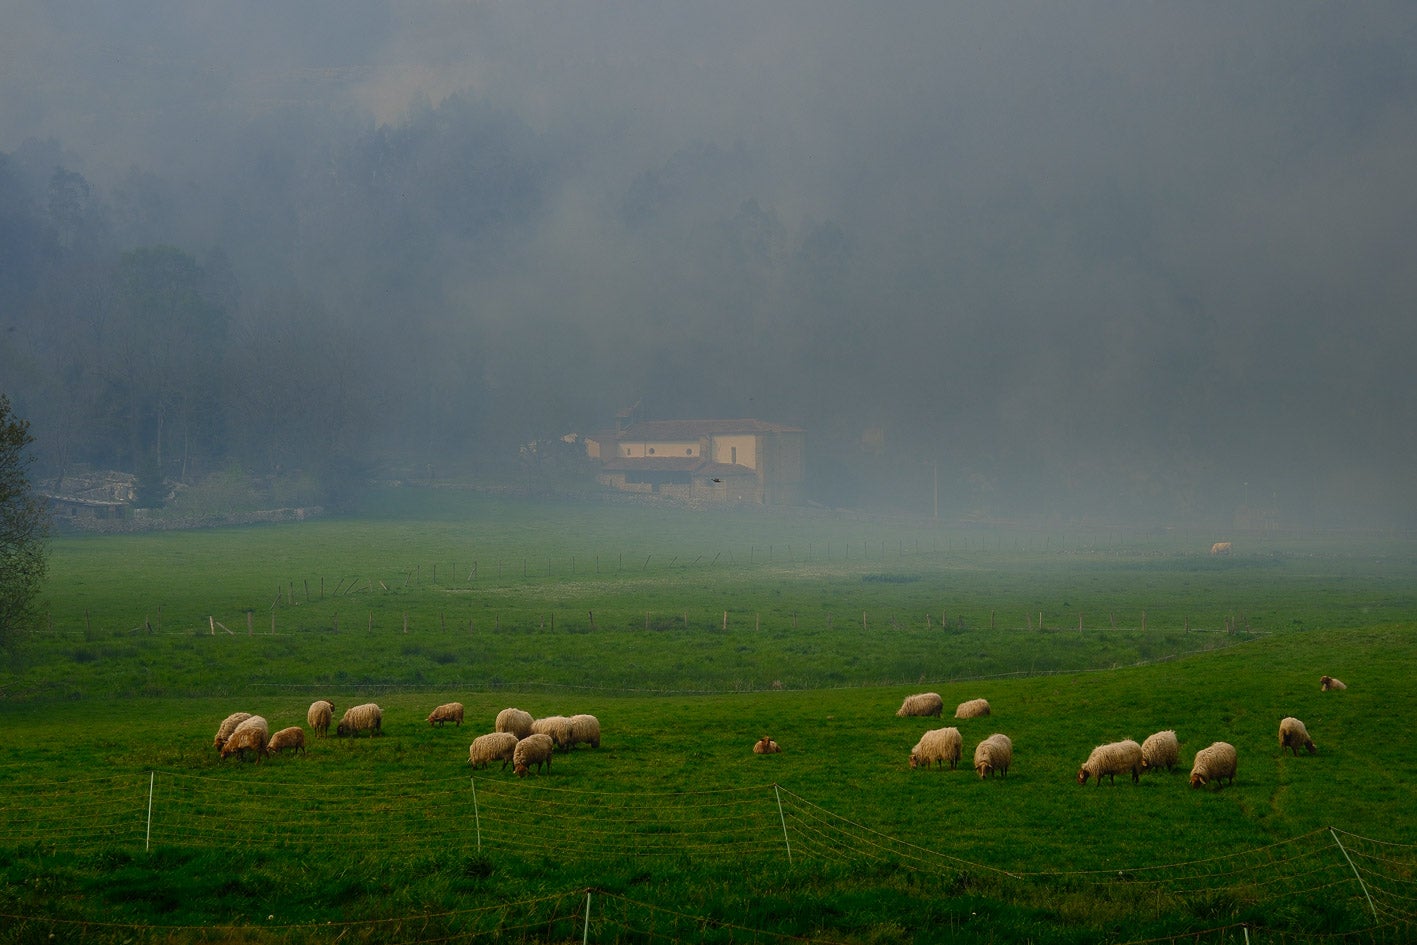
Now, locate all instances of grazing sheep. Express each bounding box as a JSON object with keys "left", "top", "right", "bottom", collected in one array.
[
  {"left": 1210, "top": 541, "right": 1232, "bottom": 556},
  {"left": 1279, "top": 717, "right": 1316, "bottom": 756},
  {"left": 307, "top": 701, "right": 334, "bottom": 738},
  {"left": 896, "top": 692, "right": 944, "bottom": 717},
  {"left": 1189, "top": 742, "right": 1238, "bottom": 789},
  {"left": 495, "top": 707, "right": 535, "bottom": 738},
  {"left": 220, "top": 715, "right": 270, "bottom": 761},
  {"left": 1320, "top": 675, "right": 1347, "bottom": 691},
  {"left": 267, "top": 726, "right": 306, "bottom": 757},
  {"left": 531, "top": 715, "right": 575, "bottom": 750},
  {"left": 213, "top": 712, "right": 254, "bottom": 750},
  {"left": 973, "top": 733, "right": 1013, "bottom": 779},
  {"left": 1140, "top": 730, "right": 1180, "bottom": 773},
  {"left": 1078, "top": 739, "right": 1144, "bottom": 785},
  {"left": 753, "top": 736, "right": 782, "bottom": 754},
  {"left": 513, "top": 733, "right": 555, "bottom": 777},
  {"left": 910, "top": 727, "right": 962, "bottom": 770},
  {"left": 427, "top": 702, "right": 465, "bottom": 727},
  {"left": 337, "top": 703, "right": 383, "bottom": 738},
  {"left": 955, "top": 698, "right": 991, "bottom": 719},
  {"left": 468, "top": 732, "right": 519, "bottom": 771},
  {"left": 569, "top": 714, "right": 601, "bottom": 749}
]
